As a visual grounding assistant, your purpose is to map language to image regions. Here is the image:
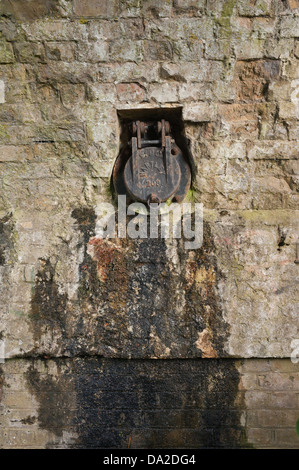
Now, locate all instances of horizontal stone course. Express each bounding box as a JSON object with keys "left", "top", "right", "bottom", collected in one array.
[{"left": 1, "top": 358, "right": 298, "bottom": 448}]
